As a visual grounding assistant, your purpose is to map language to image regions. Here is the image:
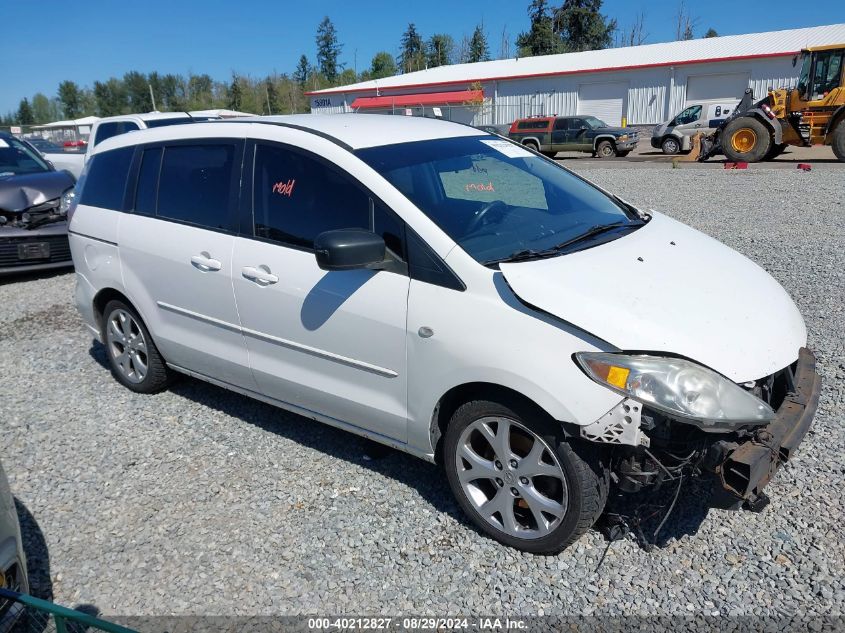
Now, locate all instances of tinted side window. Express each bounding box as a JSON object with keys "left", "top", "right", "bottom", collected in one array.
[
  {"left": 78, "top": 146, "right": 134, "bottom": 210},
  {"left": 253, "top": 144, "right": 369, "bottom": 249},
  {"left": 134, "top": 147, "right": 162, "bottom": 216},
  {"left": 157, "top": 144, "right": 237, "bottom": 230},
  {"left": 93, "top": 121, "right": 140, "bottom": 147},
  {"left": 553, "top": 118, "right": 569, "bottom": 130}
]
